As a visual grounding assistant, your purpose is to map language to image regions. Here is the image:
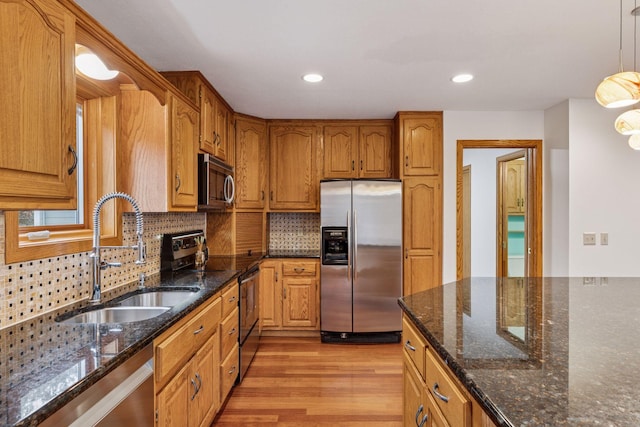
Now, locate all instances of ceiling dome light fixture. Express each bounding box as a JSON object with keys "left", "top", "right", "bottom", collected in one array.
[
  {"left": 595, "top": 0, "right": 640, "bottom": 108},
  {"left": 451, "top": 73, "right": 474, "bottom": 83},
  {"left": 302, "top": 73, "right": 323, "bottom": 83},
  {"left": 75, "top": 44, "right": 119, "bottom": 80}
]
